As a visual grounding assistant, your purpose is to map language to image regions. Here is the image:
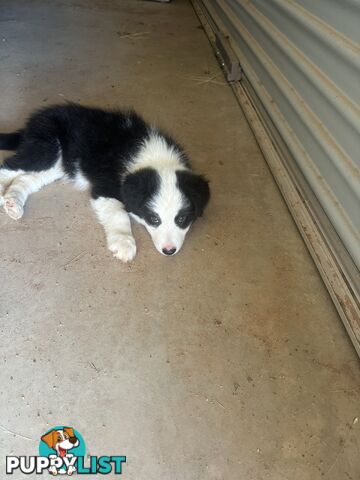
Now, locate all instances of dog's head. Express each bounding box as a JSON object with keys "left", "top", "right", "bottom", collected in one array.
[
  {"left": 41, "top": 427, "right": 79, "bottom": 457},
  {"left": 122, "top": 167, "right": 210, "bottom": 255}
]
